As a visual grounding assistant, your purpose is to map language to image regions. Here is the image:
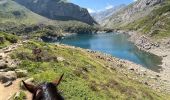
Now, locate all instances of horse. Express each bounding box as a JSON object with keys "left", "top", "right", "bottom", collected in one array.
[{"left": 22, "top": 74, "right": 64, "bottom": 100}]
